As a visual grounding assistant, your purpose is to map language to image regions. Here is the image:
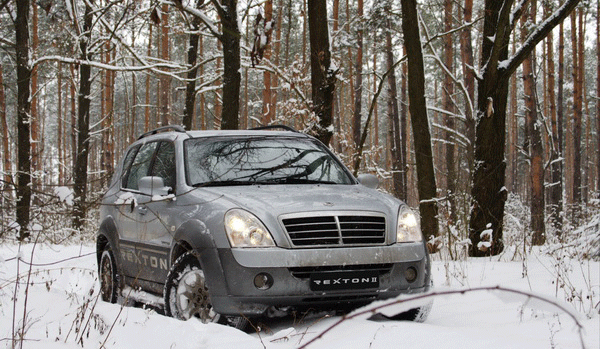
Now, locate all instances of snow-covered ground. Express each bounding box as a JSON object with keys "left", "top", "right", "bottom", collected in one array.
[{"left": 0, "top": 243, "right": 598, "bottom": 349}]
